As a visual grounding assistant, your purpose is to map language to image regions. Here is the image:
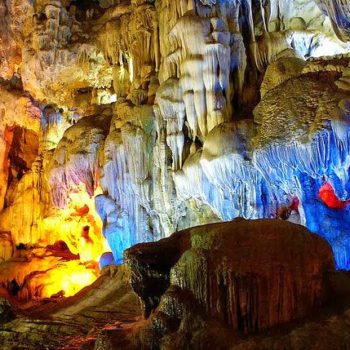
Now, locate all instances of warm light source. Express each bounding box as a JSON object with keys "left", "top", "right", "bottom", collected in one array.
[
  {"left": 0, "top": 184, "right": 112, "bottom": 300},
  {"left": 40, "top": 185, "right": 110, "bottom": 265},
  {"left": 27, "top": 260, "right": 98, "bottom": 299}
]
